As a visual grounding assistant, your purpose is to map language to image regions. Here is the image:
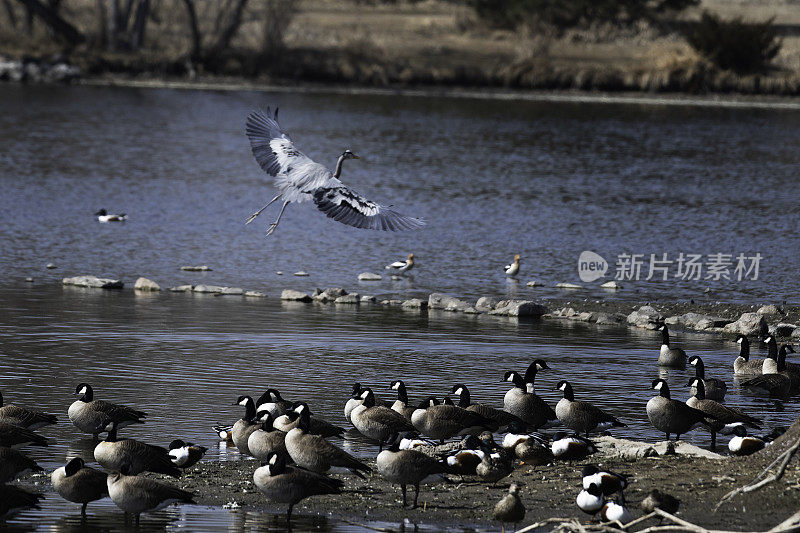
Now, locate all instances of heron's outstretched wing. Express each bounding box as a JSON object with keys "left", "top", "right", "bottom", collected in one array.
[
  {"left": 313, "top": 185, "right": 425, "bottom": 231},
  {"left": 245, "top": 109, "right": 333, "bottom": 203}
]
